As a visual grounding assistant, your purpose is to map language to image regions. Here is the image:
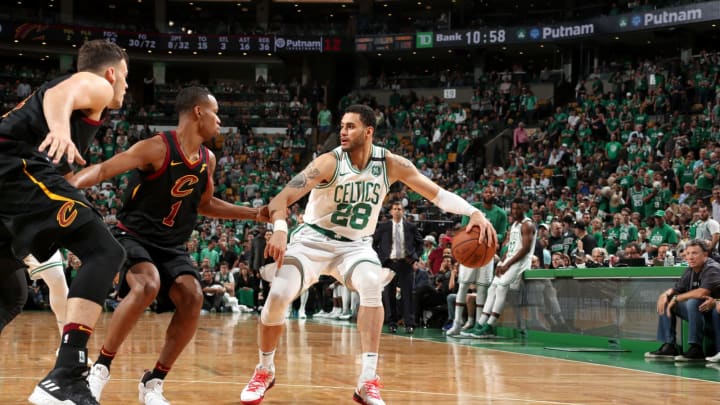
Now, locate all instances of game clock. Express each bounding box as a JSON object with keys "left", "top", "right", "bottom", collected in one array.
[{"left": 432, "top": 29, "right": 507, "bottom": 48}]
